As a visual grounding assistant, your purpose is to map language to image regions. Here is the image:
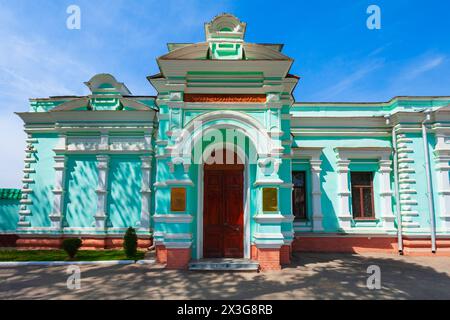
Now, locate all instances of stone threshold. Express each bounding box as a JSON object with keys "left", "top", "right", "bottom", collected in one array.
[{"left": 188, "top": 258, "right": 259, "bottom": 271}]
